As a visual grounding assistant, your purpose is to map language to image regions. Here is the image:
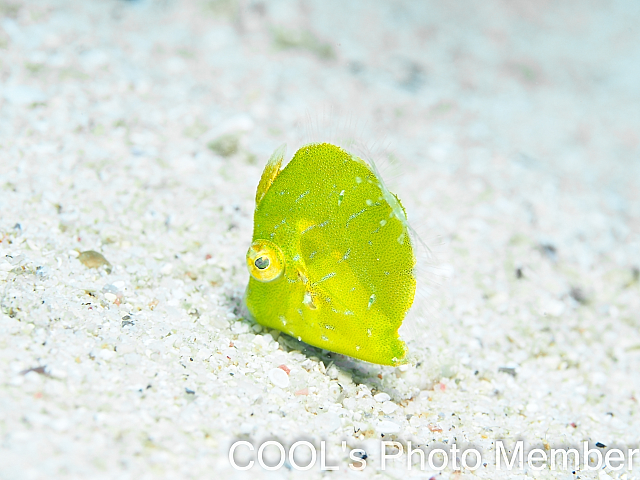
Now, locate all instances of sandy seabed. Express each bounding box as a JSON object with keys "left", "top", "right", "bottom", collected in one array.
[{"left": 1, "top": 1, "right": 639, "bottom": 479}]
